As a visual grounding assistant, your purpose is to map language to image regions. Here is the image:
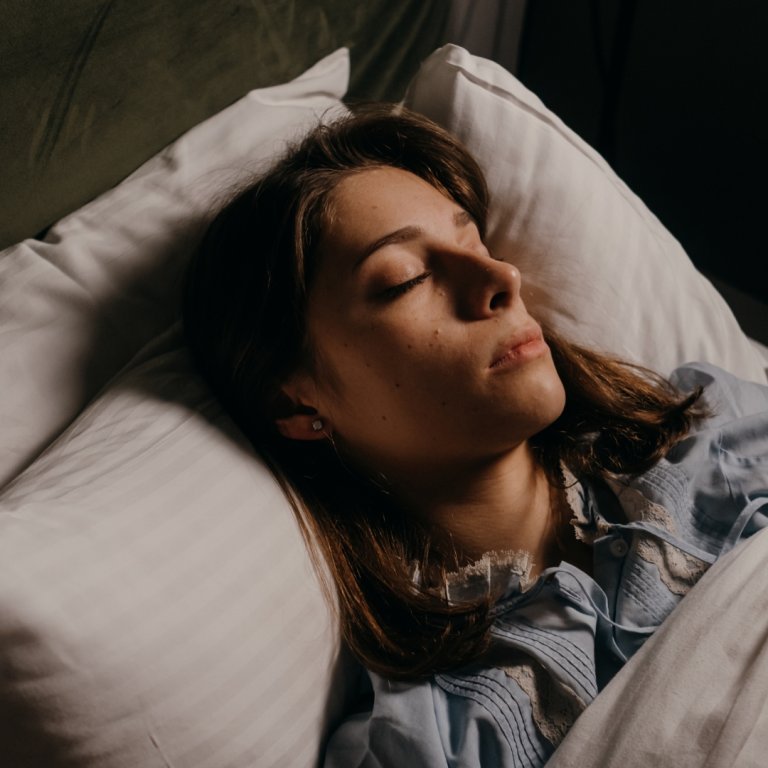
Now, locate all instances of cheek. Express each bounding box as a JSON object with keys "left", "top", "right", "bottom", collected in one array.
[
  {"left": 308, "top": 285, "right": 468, "bottom": 411},
  {"left": 322, "top": 324, "right": 456, "bottom": 419}
]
